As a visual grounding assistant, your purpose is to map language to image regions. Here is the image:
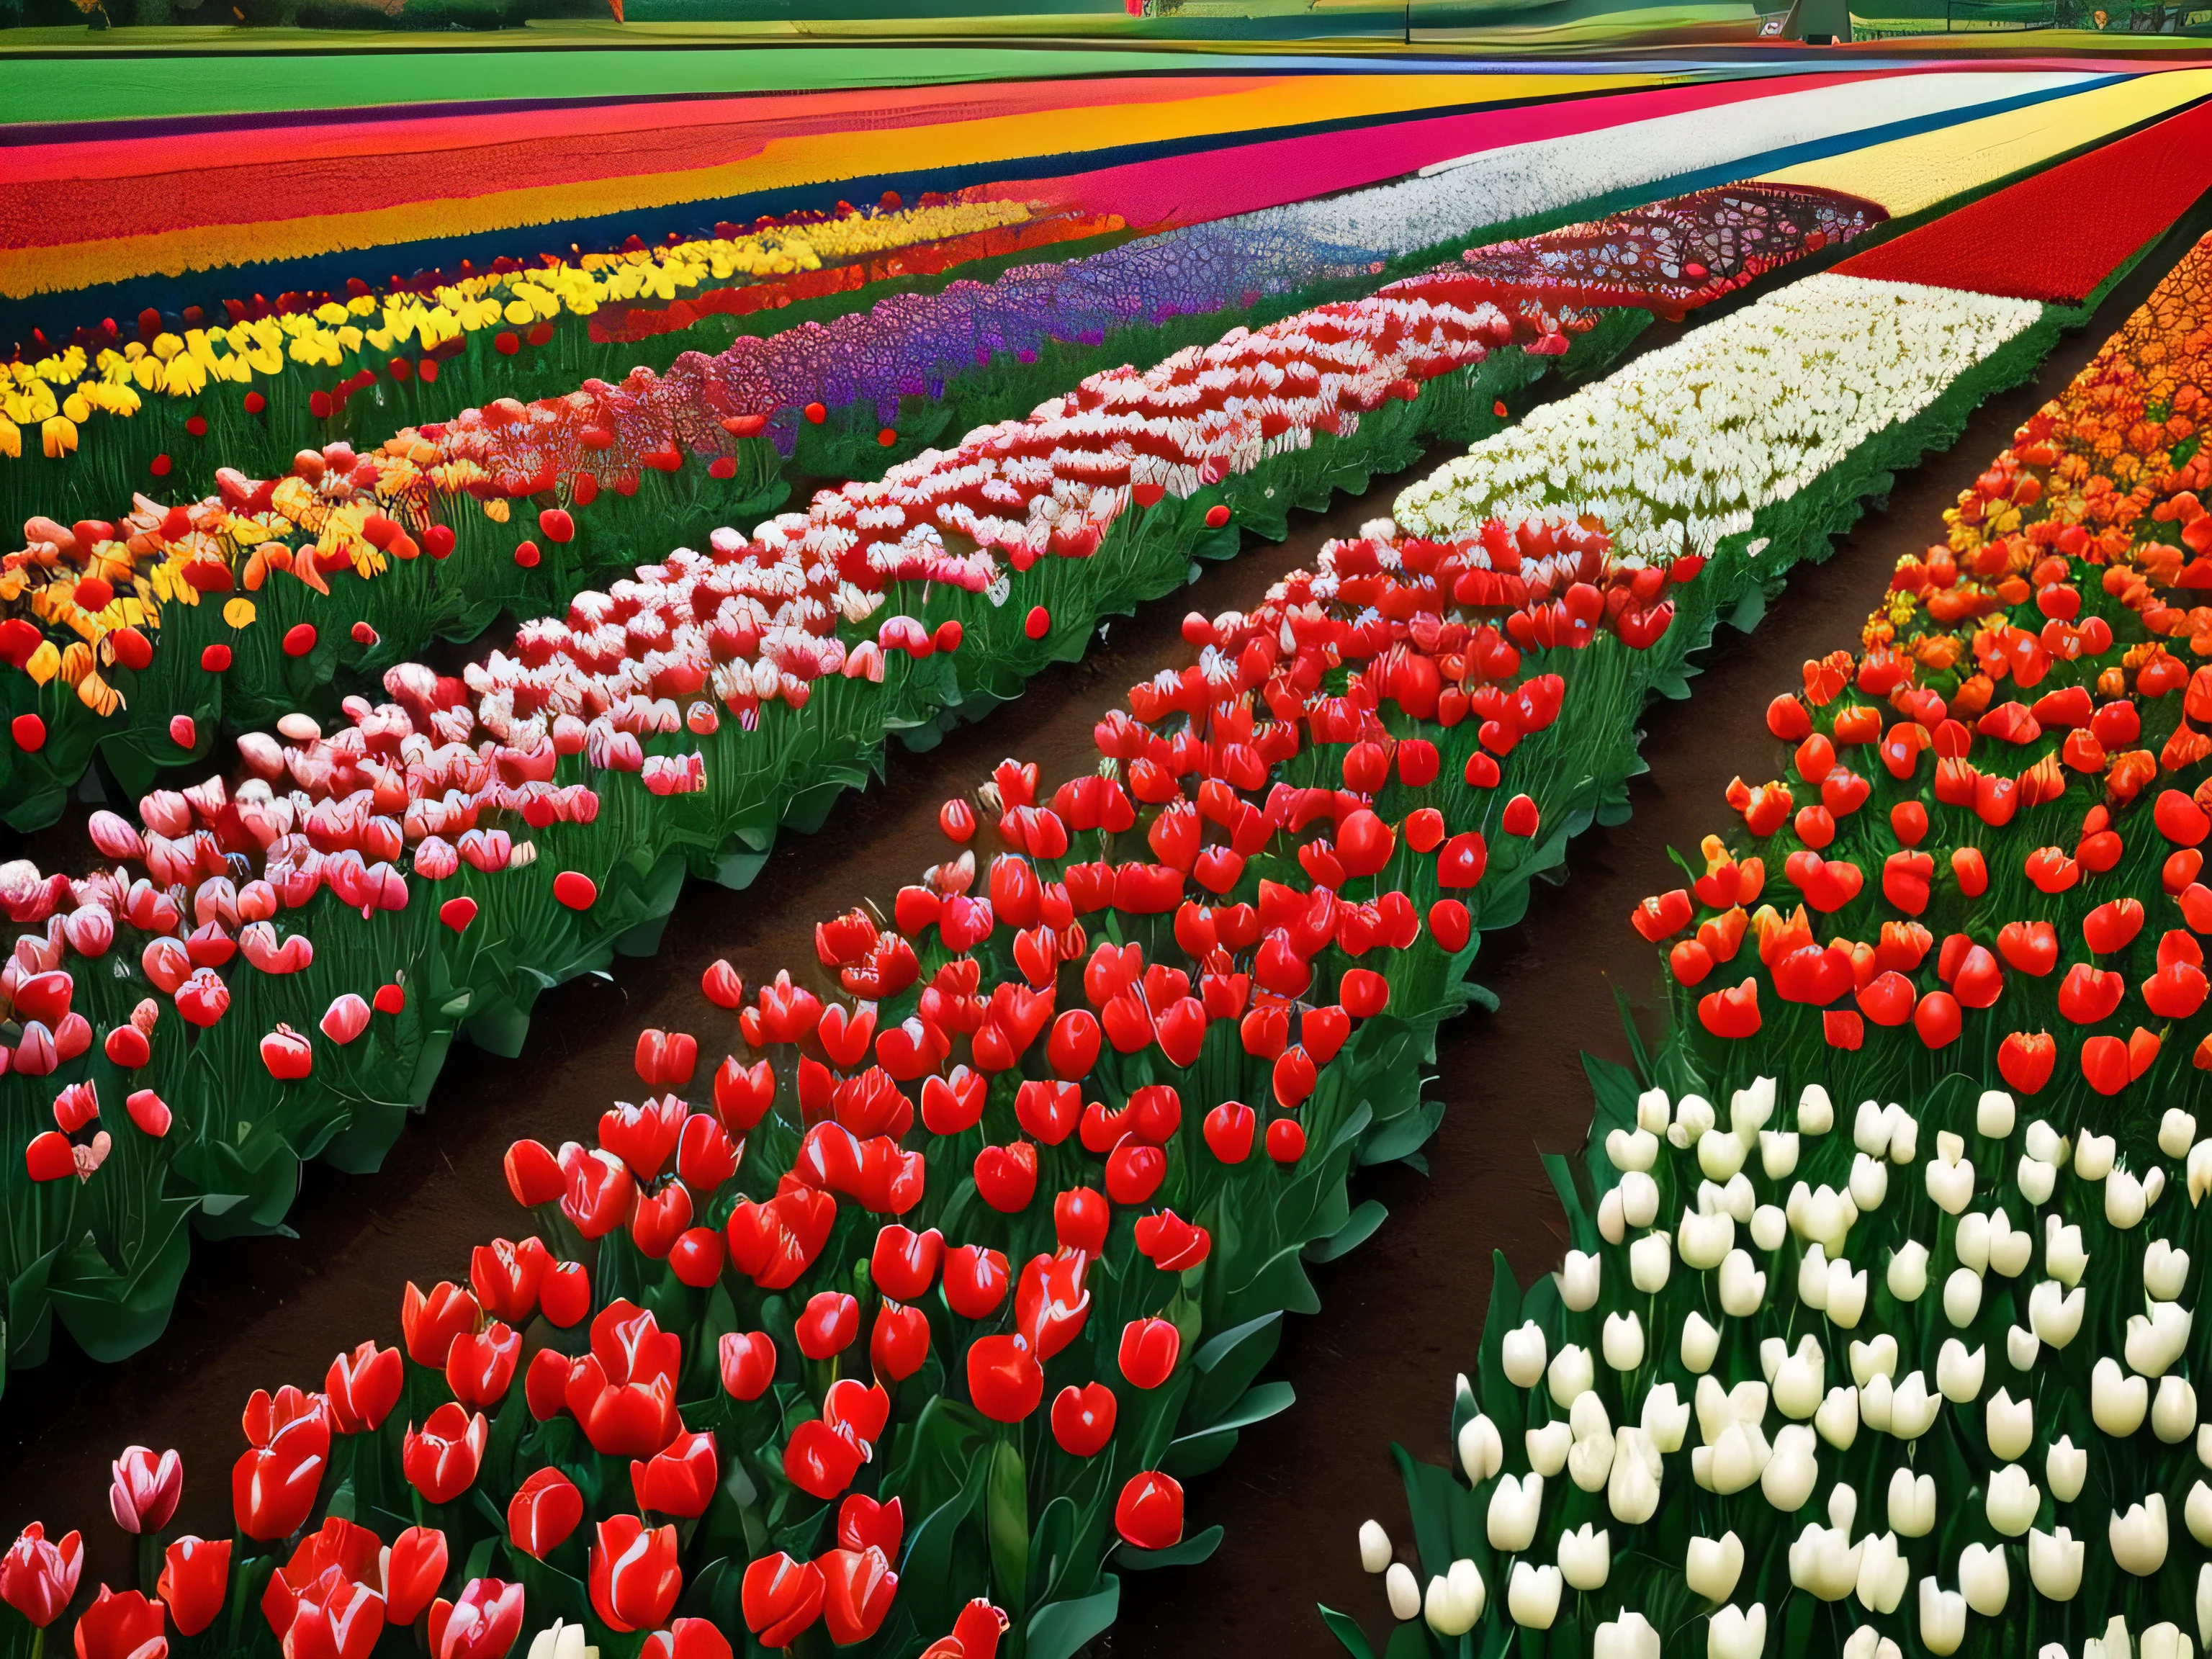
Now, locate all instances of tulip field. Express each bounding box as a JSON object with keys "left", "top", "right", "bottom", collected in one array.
[{"left": 9, "top": 37, "right": 2212, "bottom": 1659}]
